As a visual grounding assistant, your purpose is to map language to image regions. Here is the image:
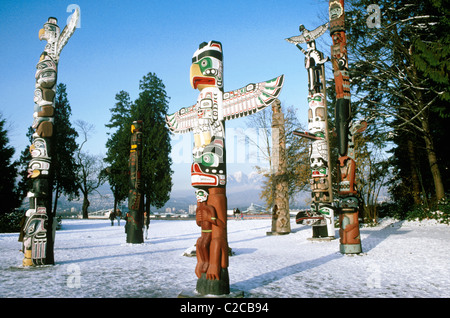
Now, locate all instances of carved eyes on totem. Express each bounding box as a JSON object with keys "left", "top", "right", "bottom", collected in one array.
[
  {"left": 201, "top": 59, "right": 209, "bottom": 68},
  {"left": 44, "top": 24, "right": 58, "bottom": 34},
  {"left": 199, "top": 58, "right": 215, "bottom": 76},
  {"left": 199, "top": 58, "right": 219, "bottom": 77}
]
